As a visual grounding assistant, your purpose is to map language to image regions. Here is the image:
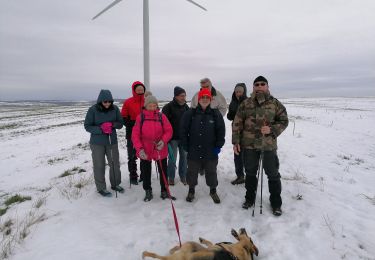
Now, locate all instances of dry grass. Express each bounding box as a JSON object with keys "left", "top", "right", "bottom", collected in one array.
[
  {"left": 56, "top": 174, "right": 93, "bottom": 200},
  {"left": 0, "top": 210, "right": 47, "bottom": 259}
]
